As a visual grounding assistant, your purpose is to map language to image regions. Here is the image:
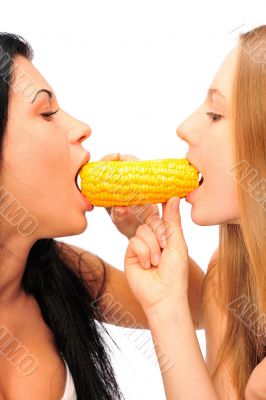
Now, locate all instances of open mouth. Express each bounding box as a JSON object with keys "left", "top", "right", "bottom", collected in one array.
[
  {"left": 75, "top": 171, "right": 82, "bottom": 192},
  {"left": 187, "top": 159, "right": 204, "bottom": 187},
  {"left": 74, "top": 153, "right": 90, "bottom": 193},
  {"left": 198, "top": 173, "right": 204, "bottom": 186}
]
